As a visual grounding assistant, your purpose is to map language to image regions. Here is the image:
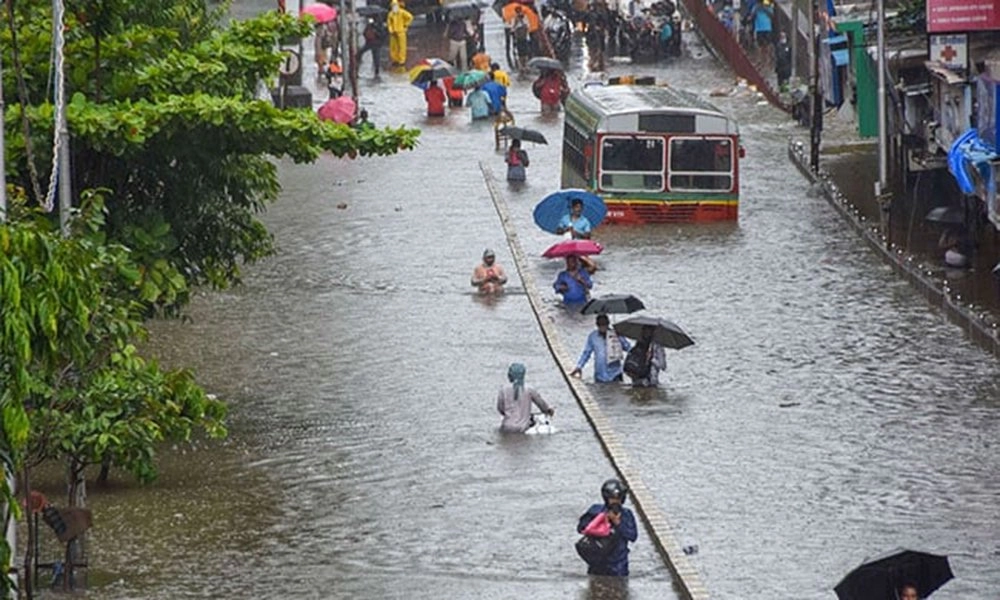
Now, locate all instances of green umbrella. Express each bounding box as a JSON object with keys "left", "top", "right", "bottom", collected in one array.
[{"left": 453, "top": 70, "right": 489, "bottom": 90}]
